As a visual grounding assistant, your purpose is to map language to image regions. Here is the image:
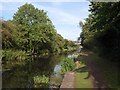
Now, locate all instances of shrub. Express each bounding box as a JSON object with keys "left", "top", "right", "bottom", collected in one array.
[
  {"left": 59, "top": 58, "right": 75, "bottom": 74},
  {"left": 2, "top": 50, "right": 27, "bottom": 68},
  {"left": 33, "top": 75, "right": 49, "bottom": 88}
]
